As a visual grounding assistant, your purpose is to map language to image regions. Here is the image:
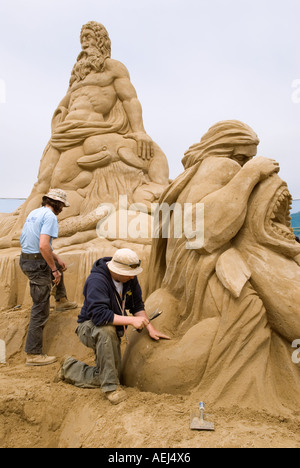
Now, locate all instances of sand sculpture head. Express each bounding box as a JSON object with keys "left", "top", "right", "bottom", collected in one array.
[
  {"left": 182, "top": 120, "right": 260, "bottom": 169},
  {"left": 70, "top": 21, "right": 111, "bottom": 86},
  {"left": 237, "top": 173, "right": 298, "bottom": 258}
]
